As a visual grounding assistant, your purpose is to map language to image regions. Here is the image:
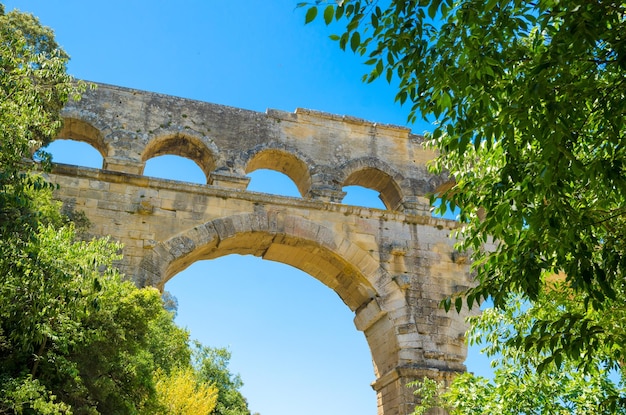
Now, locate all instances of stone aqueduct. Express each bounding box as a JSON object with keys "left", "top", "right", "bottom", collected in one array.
[{"left": 48, "top": 82, "right": 473, "bottom": 415}]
